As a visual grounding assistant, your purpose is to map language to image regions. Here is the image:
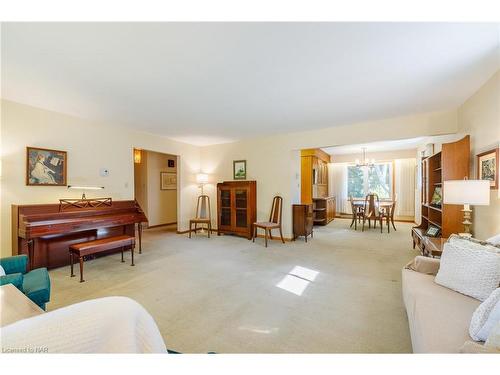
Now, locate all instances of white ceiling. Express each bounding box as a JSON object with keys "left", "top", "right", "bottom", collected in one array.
[
  {"left": 2, "top": 23, "right": 499, "bottom": 146},
  {"left": 322, "top": 137, "right": 426, "bottom": 155}
]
